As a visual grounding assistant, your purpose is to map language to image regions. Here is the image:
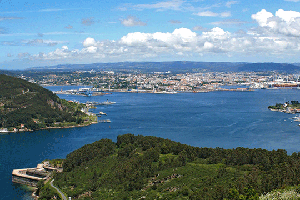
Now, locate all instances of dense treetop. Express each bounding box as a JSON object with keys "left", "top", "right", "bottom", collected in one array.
[
  {"left": 50, "top": 134, "right": 300, "bottom": 200},
  {"left": 0, "top": 74, "right": 87, "bottom": 130}
]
